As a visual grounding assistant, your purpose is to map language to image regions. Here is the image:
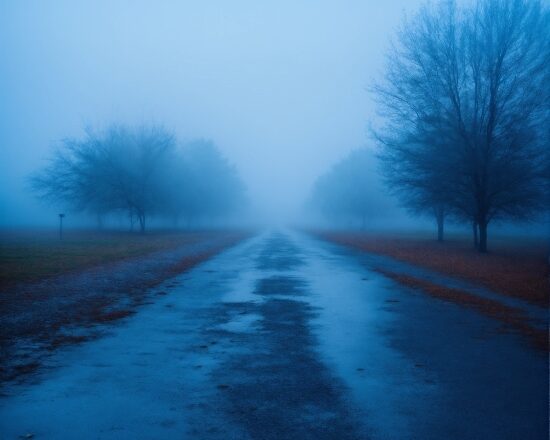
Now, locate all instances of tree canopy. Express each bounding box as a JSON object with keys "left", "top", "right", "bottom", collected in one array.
[{"left": 31, "top": 124, "right": 246, "bottom": 231}]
